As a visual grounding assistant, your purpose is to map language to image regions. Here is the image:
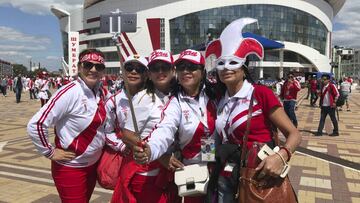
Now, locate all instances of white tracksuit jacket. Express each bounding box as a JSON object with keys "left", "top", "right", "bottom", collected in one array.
[
  {"left": 27, "top": 78, "right": 111, "bottom": 168},
  {"left": 147, "top": 89, "right": 217, "bottom": 165},
  {"left": 37, "top": 79, "right": 50, "bottom": 100},
  {"left": 104, "top": 89, "right": 170, "bottom": 155}
]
